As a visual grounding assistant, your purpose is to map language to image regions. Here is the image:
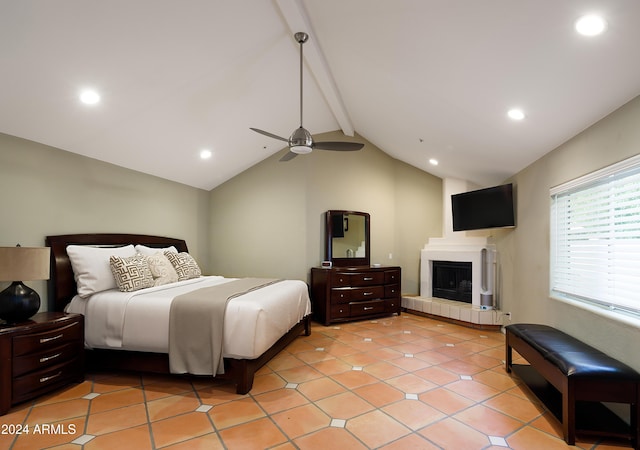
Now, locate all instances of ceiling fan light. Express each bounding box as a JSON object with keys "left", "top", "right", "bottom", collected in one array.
[{"left": 291, "top": 145, "right": 312, "bottom": 154}]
